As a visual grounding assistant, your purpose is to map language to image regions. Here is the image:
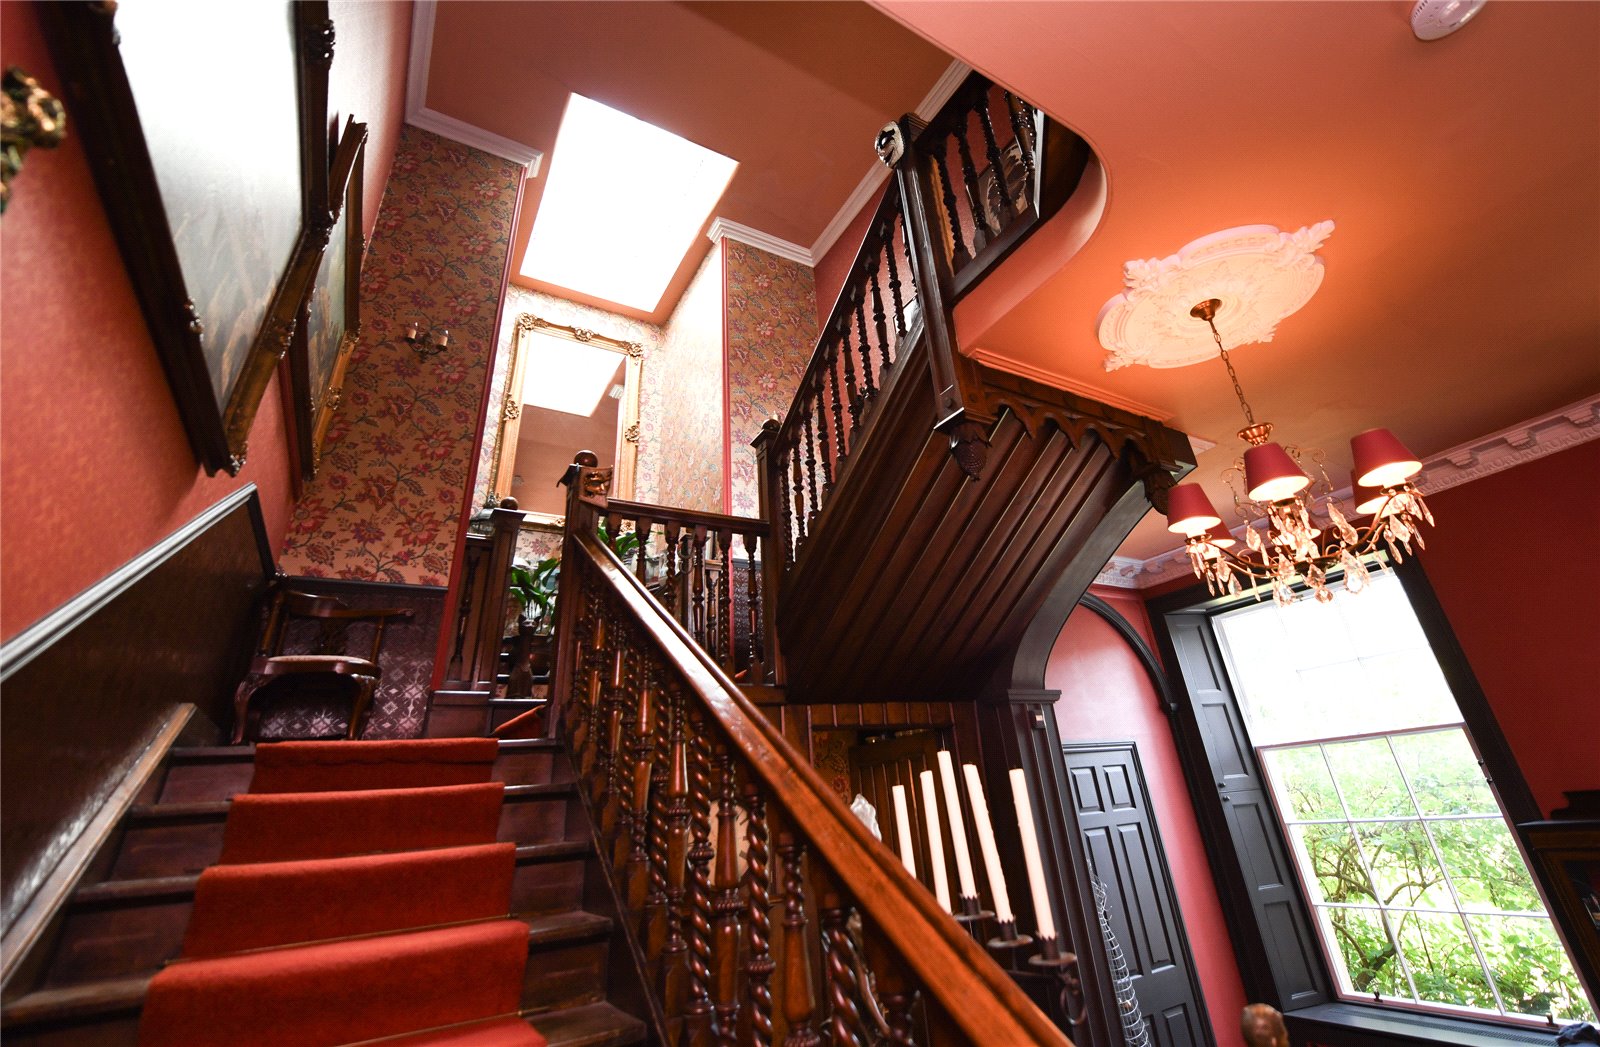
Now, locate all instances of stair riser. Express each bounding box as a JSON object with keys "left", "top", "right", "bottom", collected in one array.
[
  {"left": 0, "top": 1014, "right": 138, "bottom": 1046},
  {"left": 155, "top": 749, "right": 568, "bottom": 805},
  {"left": 521, "top": 940, "right": 609, "bottom": 1015},
  {"left": 105, "top": 795, "right": 579, "bottom": 881}
]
